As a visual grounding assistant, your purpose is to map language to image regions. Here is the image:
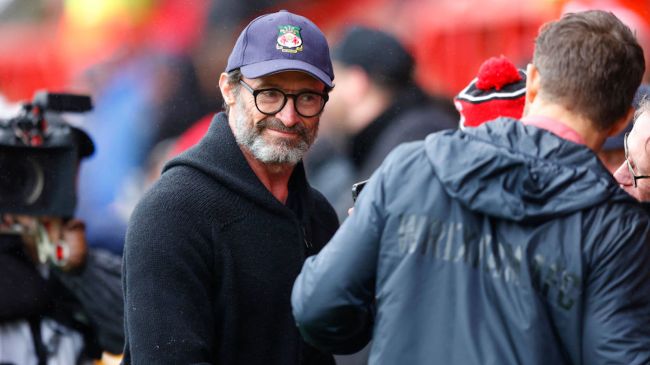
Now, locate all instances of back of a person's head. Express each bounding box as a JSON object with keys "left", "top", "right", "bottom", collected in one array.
[
  {"left": 332, "top": 26, "right": 414, "bottom": 89},
  {"left": 533, "top": 10, "right": 645, "bottom": 131}
]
